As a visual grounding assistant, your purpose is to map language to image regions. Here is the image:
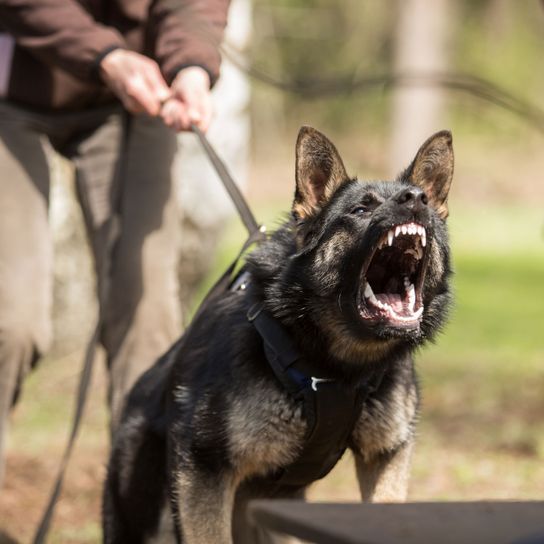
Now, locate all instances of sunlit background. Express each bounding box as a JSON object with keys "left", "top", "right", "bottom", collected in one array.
[{"left": 1, "top": 1, "right": 543, "bottom": 542}]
